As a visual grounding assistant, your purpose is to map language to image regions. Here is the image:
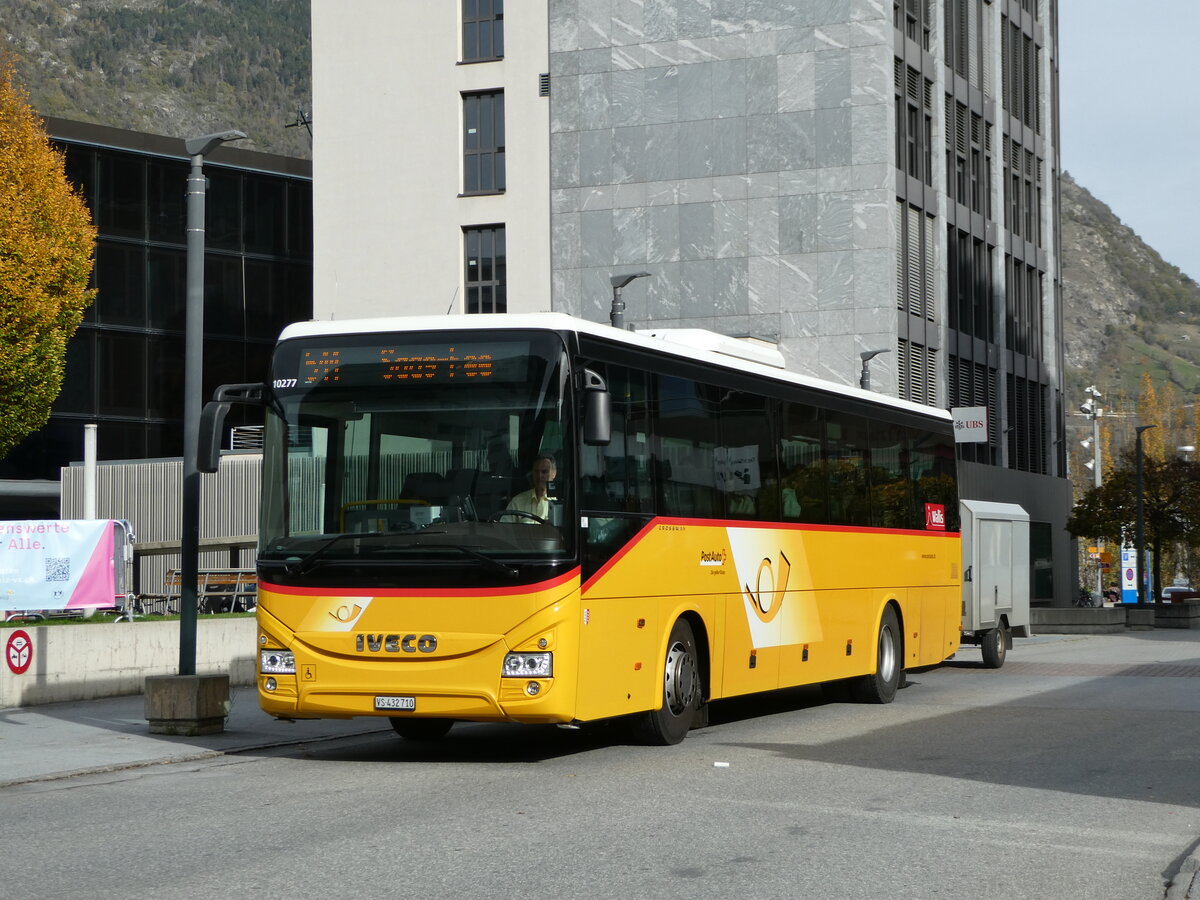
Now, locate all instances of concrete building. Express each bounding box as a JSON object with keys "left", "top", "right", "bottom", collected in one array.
[{"left": 311, "top": 0, "right": 1070, "bottom": 603}]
